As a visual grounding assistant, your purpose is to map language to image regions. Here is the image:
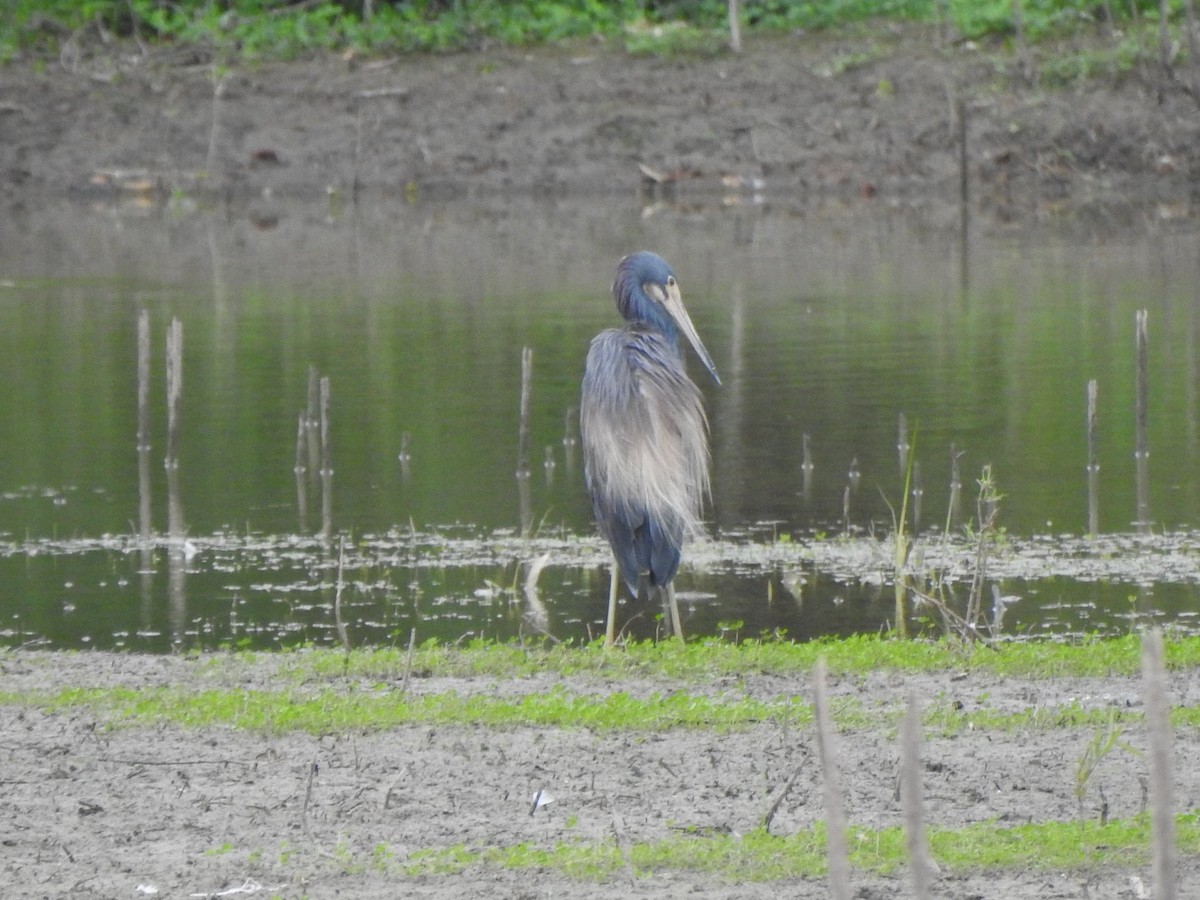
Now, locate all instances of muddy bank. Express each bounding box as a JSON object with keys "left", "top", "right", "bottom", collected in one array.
[
  {"left": 3, "top": 26, "right": 1198, "bottom": 217},
  {"left": 2, "top": 649, "right": 1198, "bottom": 898}
]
